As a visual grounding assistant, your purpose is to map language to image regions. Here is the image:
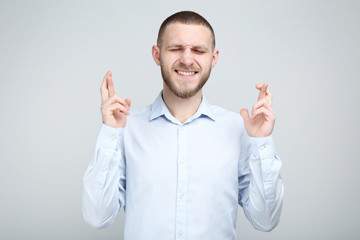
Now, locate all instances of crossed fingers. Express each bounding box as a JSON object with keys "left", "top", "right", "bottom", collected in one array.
[
  {"left": 100, "top": 71, "right": 130, "bottom": 115},
  {"left": 100, "top": 71, "right": 115, "bottom": 103},
  {"left": 256, "top": 83, "right": 272, "bottom": 105},
  {"left": 252, "top": 83, "right": 275, "bottom": 120}
]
